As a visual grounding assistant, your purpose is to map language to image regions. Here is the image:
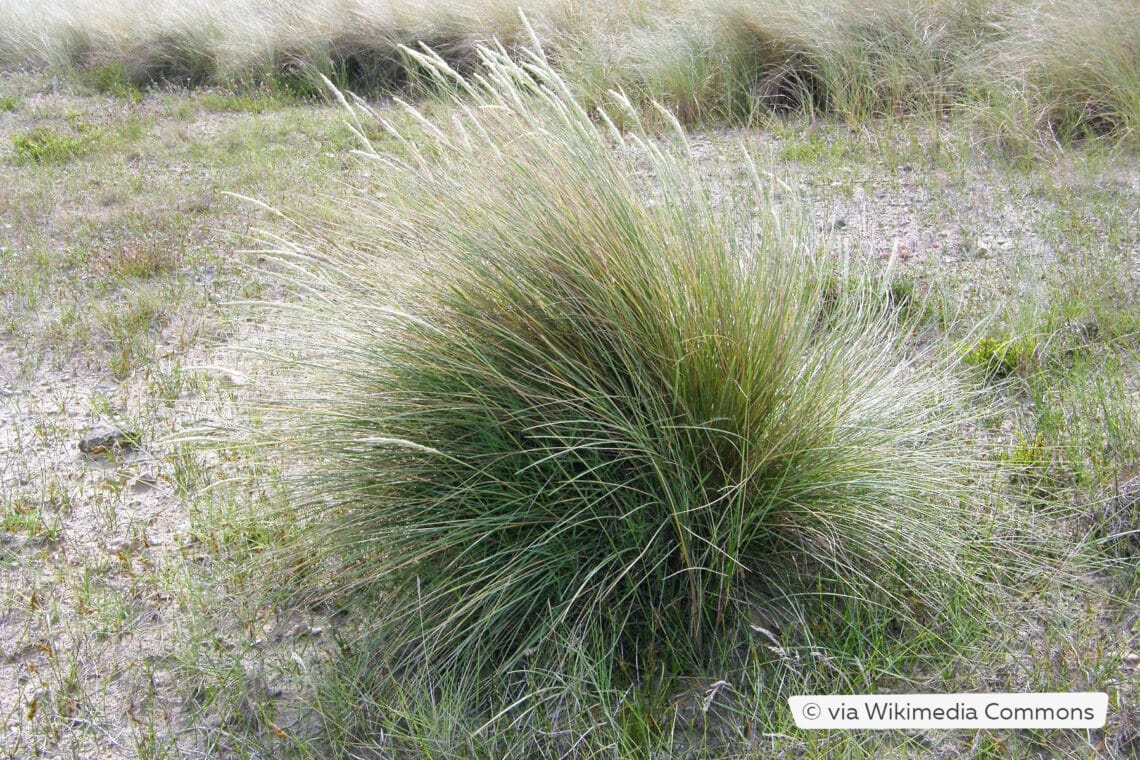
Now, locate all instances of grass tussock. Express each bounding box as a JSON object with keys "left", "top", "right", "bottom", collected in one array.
[
  {"left": 243, "top": 36, "right": 1037, "bottom": 751},
  {"left": 720, "top": 0, "right": 1000, "bottom": 120},
  {"left": 998, "top": 0, "right": 1140, "bottom": 142},
  {"left": 1, "top": 1, "right": 1137, "bottom": 145}
]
